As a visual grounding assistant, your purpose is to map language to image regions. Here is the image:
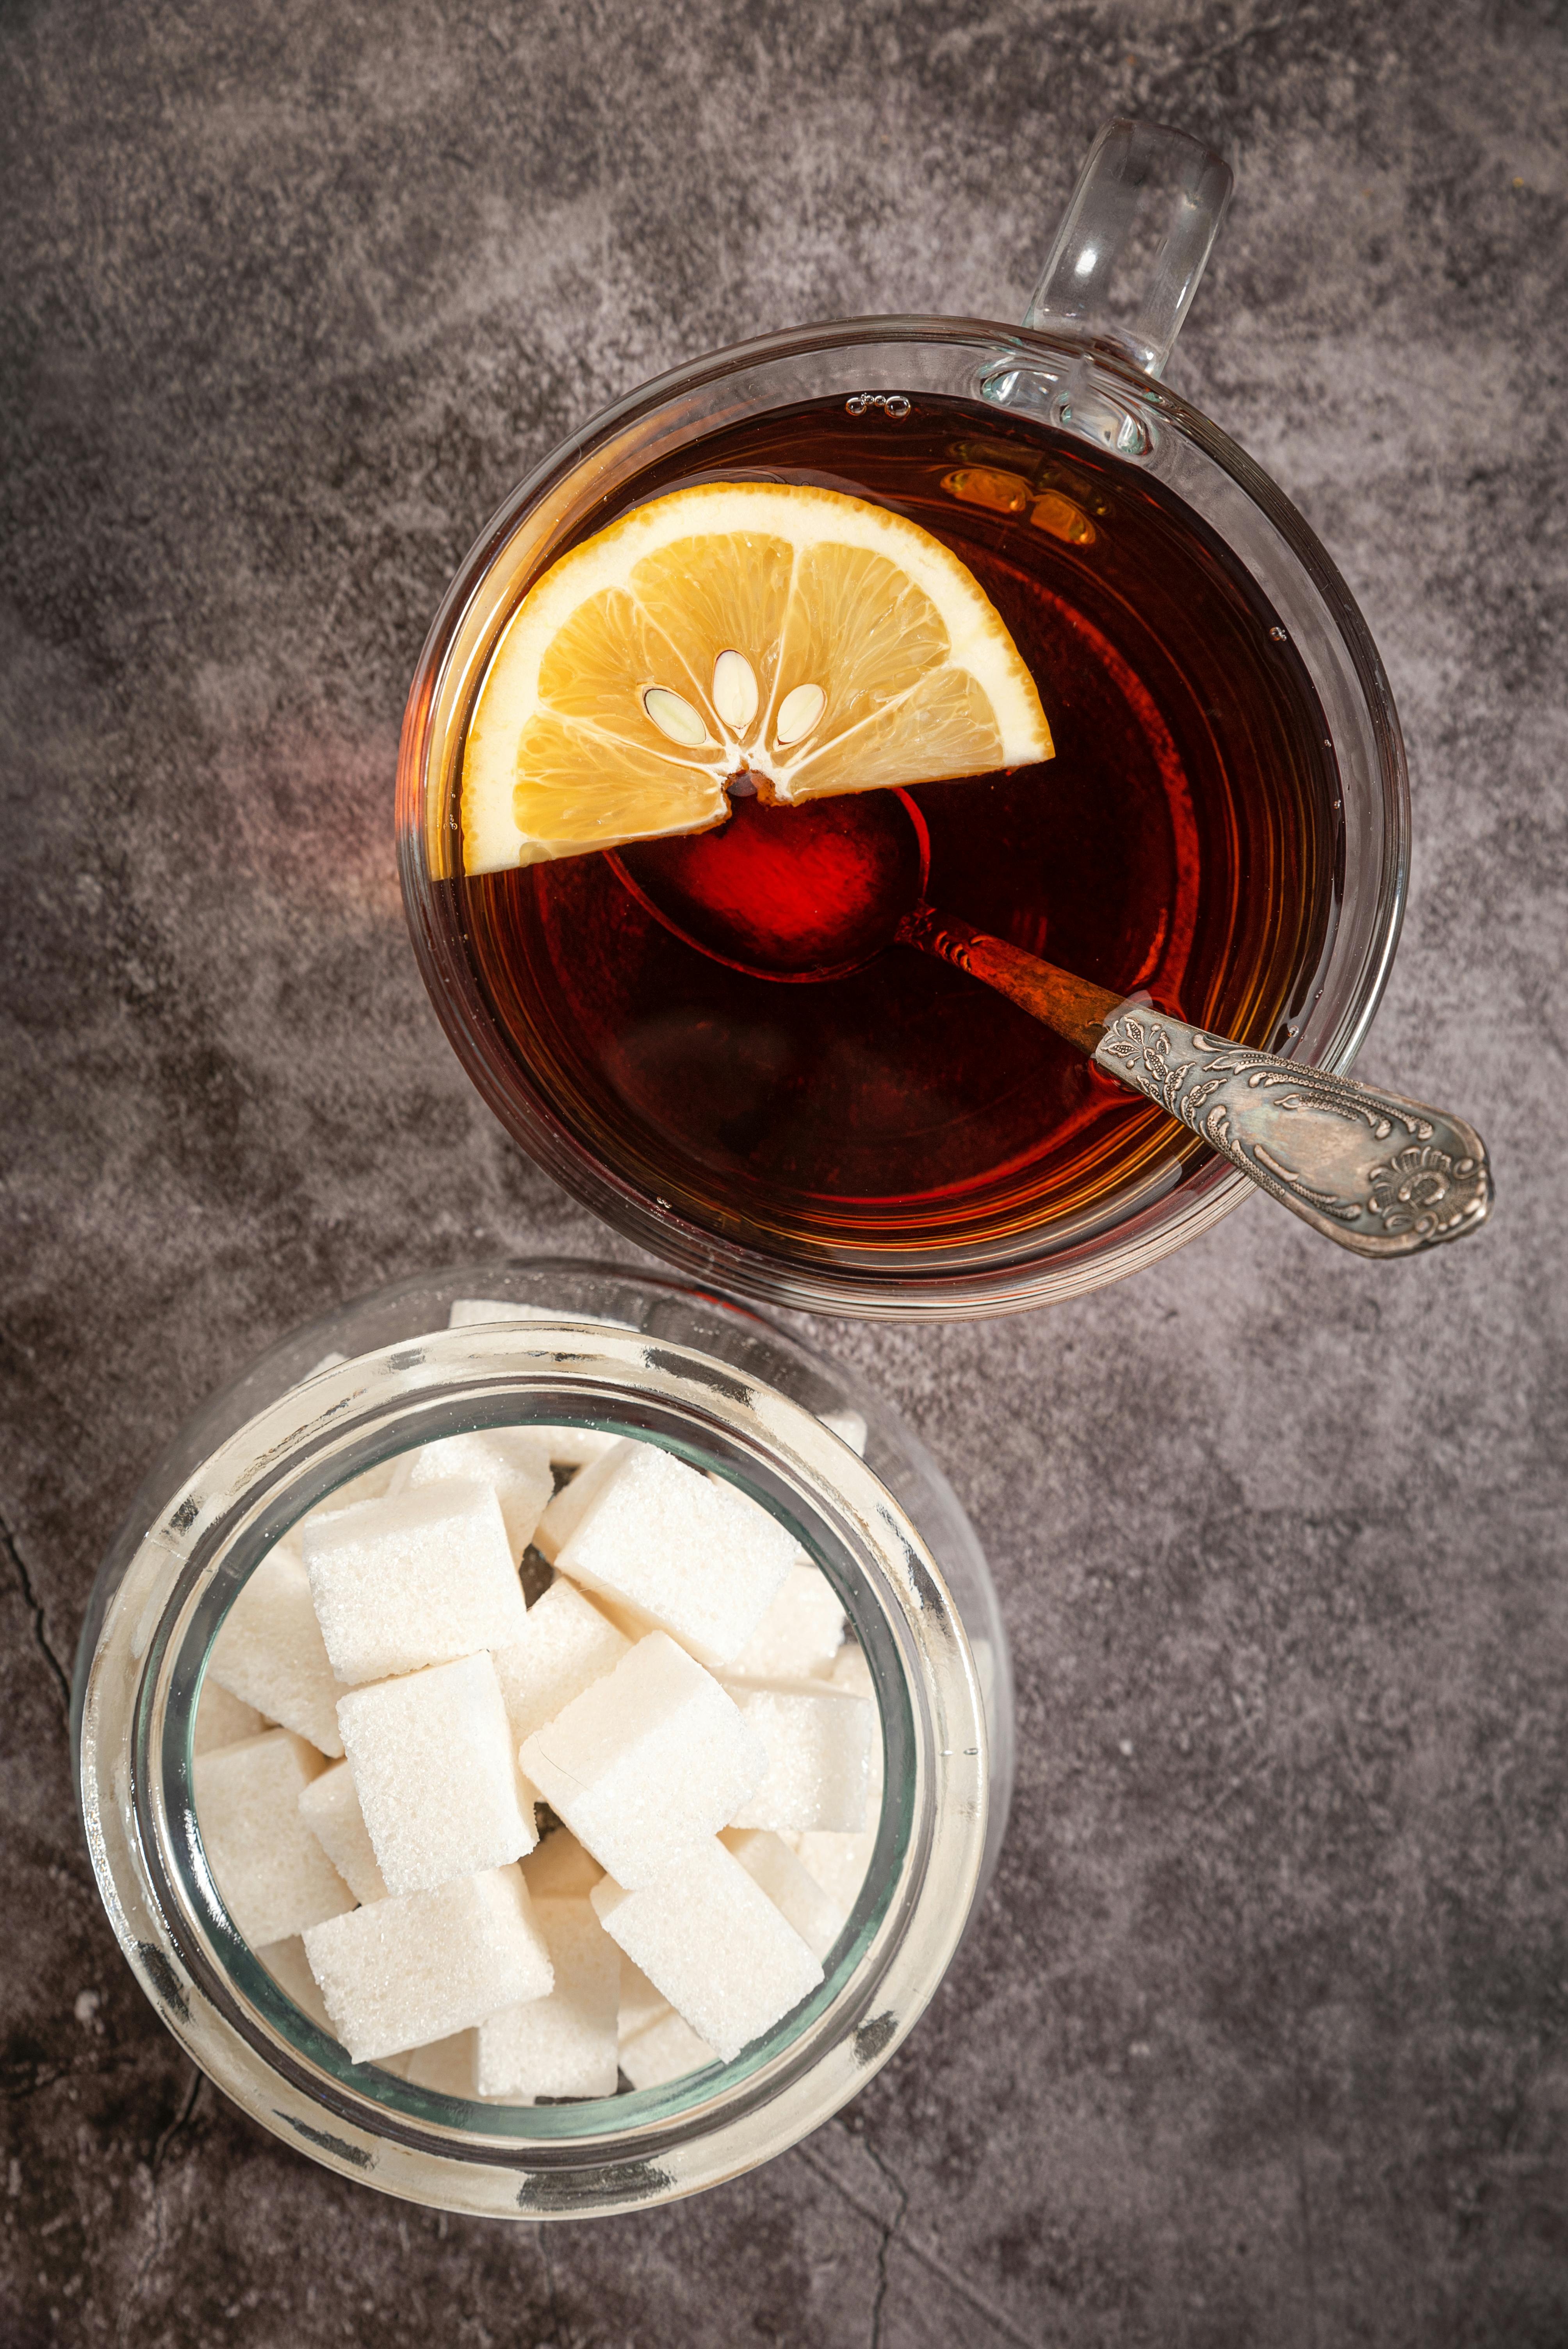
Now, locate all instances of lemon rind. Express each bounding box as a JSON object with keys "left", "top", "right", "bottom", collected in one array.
[{"left": 463, "top": 480, "right": 1052, "bottom": 873}]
